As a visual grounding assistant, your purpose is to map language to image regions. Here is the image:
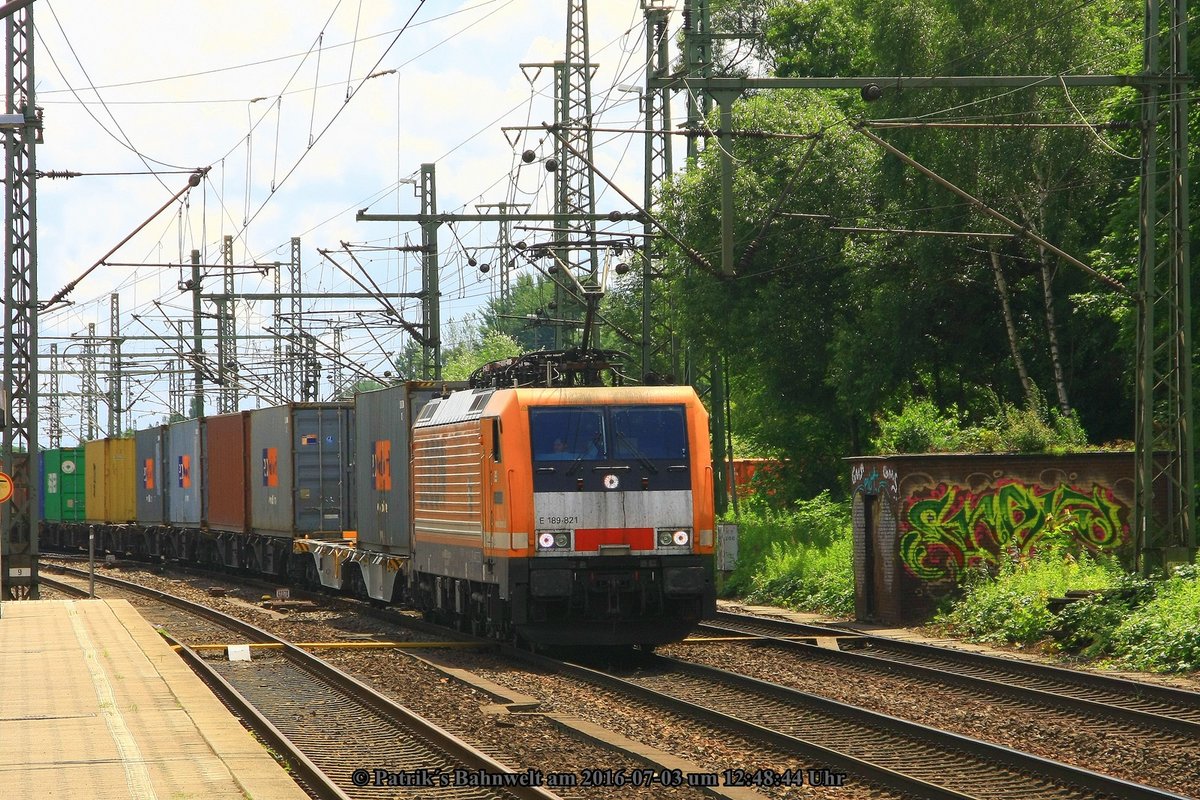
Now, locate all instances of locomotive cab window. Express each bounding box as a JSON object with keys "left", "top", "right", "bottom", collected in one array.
[
  {"left": 611, "top": 405, "right": 688, "bottom": 460},
  {"left": 530, "top": 407, "right": 607, "bottom": 461}
]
